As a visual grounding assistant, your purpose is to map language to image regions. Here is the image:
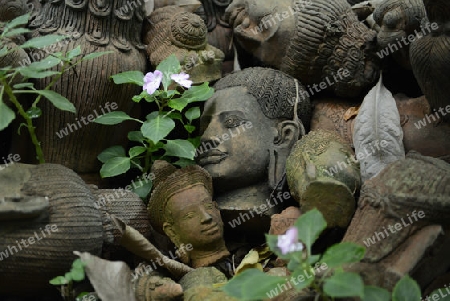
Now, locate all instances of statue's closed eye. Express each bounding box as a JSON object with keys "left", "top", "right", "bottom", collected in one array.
[
  {"left": 224, "top": 115, "right": 244, "bottom": 127},
  {"left": 184, "top": 212, "right": 195, "bottom": 219}
]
